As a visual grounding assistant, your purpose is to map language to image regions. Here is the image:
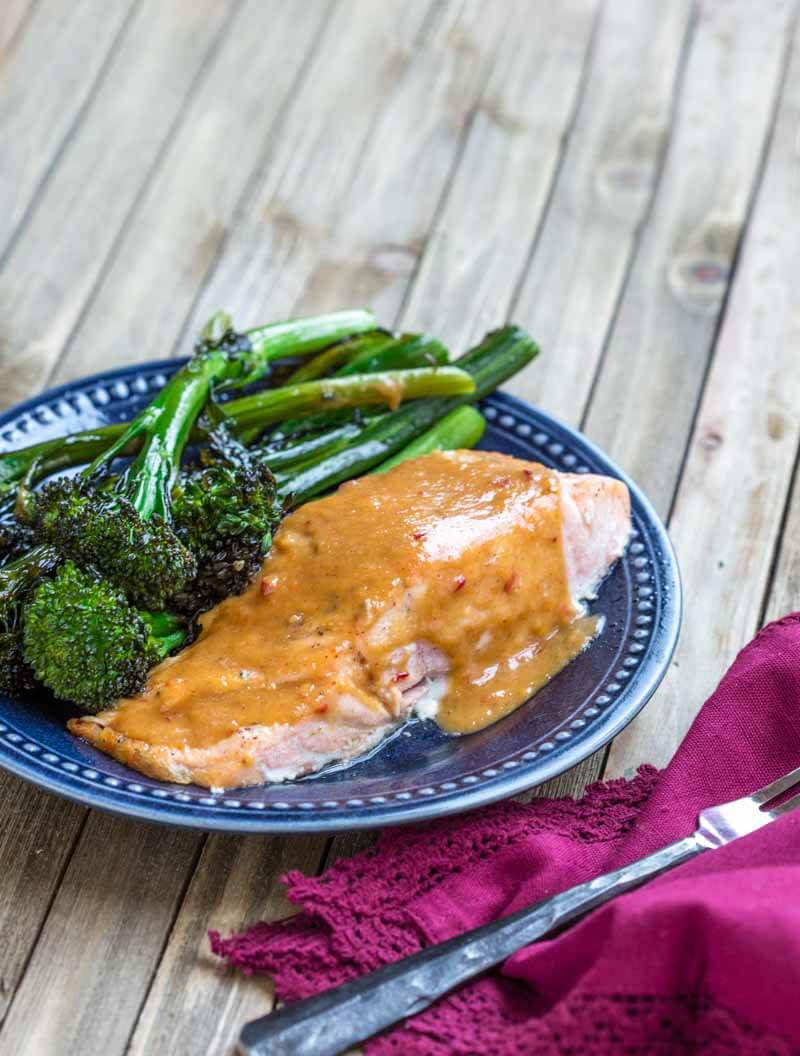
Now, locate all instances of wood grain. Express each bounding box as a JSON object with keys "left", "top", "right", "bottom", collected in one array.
[
  {"left": 583, "top": 0, "right": 795, "bottom": 517},
  {"left": 0, "top": 777, "right": 84, "bottom": 1022},
  {"left": 765, "top": 468, "right": 800, "bottom": 623},
  {"left": 180, "top": 0, "right": 504, "bottom": 337},
  {"left": 0, "top": 814, "right": 199, "bottom": 1056},
  {"left": 128, "top": 835, "right": 325, "bottom": 1056},
  {"left": 49, "top": 0, "right": 332, "bottom": 386},
  {"left": 0, "top": 0, "right": 137, "bottom": 259},
  {"left": 0, "top": 0, "right": 235, "bottom": 410},
  {"left": 606, "top": 13, "right": 800, "bottom": 773},
  {"left": 400, "top": 0, "right": 597, "bottom": 352},
  {"left": 508, "top": 0, "right": 692, "bottom": 423}
]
